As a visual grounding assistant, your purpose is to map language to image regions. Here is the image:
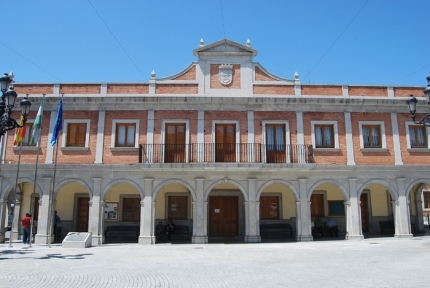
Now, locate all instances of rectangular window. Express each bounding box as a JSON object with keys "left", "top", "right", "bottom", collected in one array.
[
  {"left": 66, "top": 123, "right": 86, "bottom": 147},
  {"left": 266, "top": 124, "right": 285, "bottom": 163},
  {"left": 21, "top": 123, "right": 34, "bottom": 146},
  {"left": 315, "top": 125, "right": 334, "bottom": 148},
  {"left": 122, "top": 197, "right": 141, "bottom": 222},
  {"left": 424, "top": 191, "right": 430, "bottom": 209},
  {"left": 116, "top": 123, "right": 136, "bottom": 147},
  {"left": 310, "top": 194, "right": 324, "bottom": 217},
  {"left": 215, "top": 124, "right": 236, "bottom": 162},
  {"left": 168, "top": 196, "right": 188, "bottom": 220},
  {"left": 260, "top": 196, "right": 279, "bottom": 219},
  {"left": 362, "top": 125, "right": 381, "bottom": 148},
  {"left": 409, "top": 125, "right": 427, "bottom": 148},
  {"left": 328, "top": 201, "right": 345, "bottom": 216},
  {"left": 165, "top": 123, "right": 186, "bottom": 163}
]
